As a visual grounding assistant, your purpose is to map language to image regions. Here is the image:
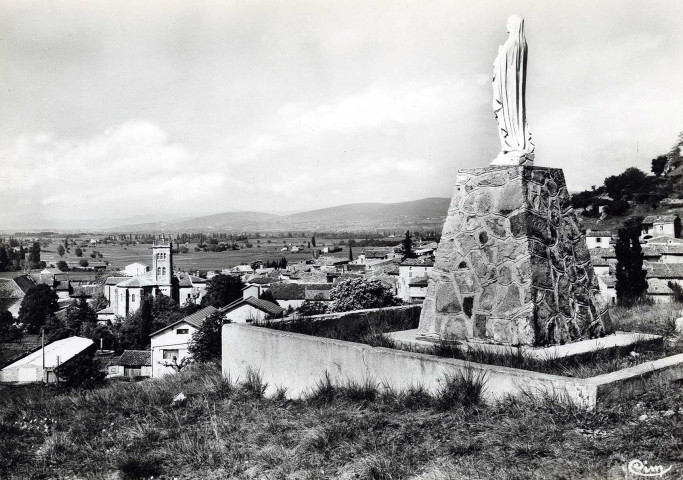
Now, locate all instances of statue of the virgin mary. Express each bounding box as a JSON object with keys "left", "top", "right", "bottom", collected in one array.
[{"left": 491, "top": 15, "right": 535, "bottom": 166}]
